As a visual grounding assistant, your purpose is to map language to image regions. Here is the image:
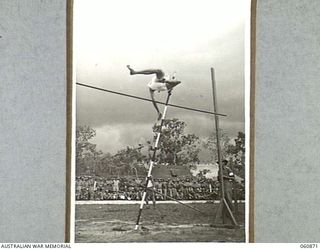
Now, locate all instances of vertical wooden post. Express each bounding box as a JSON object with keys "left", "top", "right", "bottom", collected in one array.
[
  {"left": 211, "top": 68, "right": 225, "bottom": 201},
  {"left": 211, "top": 68, "right": 238, "bottom": 226}
]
